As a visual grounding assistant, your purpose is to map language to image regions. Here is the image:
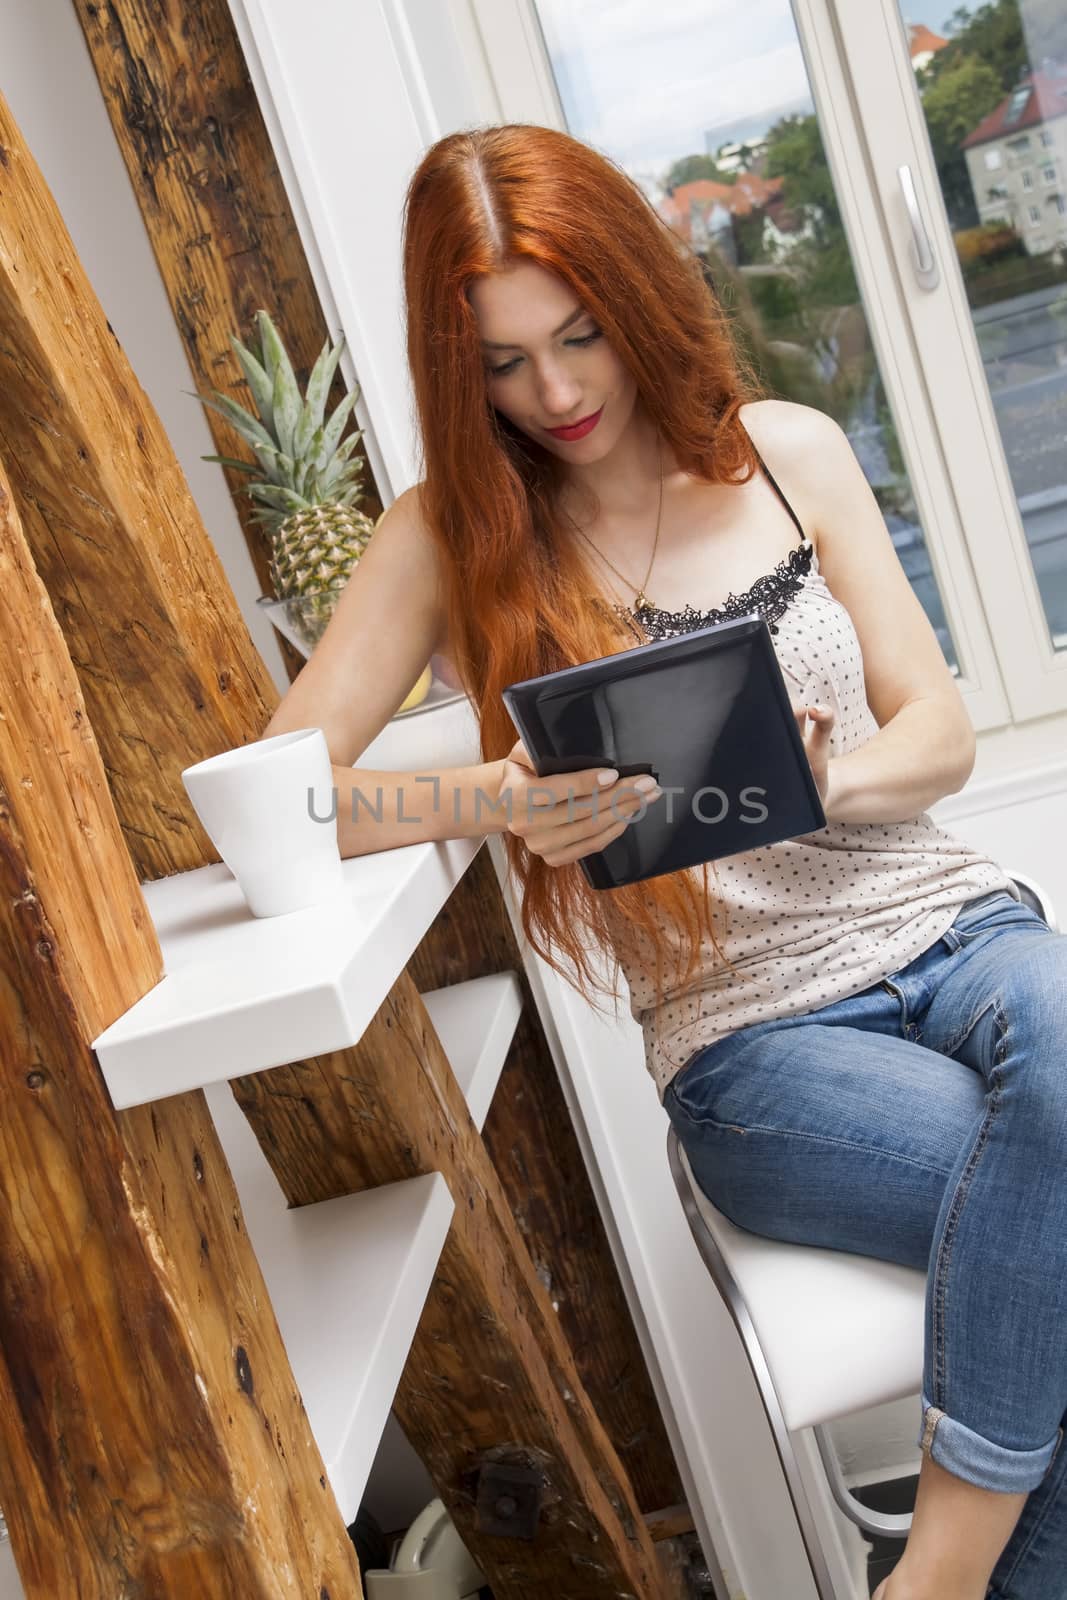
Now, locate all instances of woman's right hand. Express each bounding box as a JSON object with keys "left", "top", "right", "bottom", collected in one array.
[{"left": 500, "top": 739, "right": 662, "bottom": 868}]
